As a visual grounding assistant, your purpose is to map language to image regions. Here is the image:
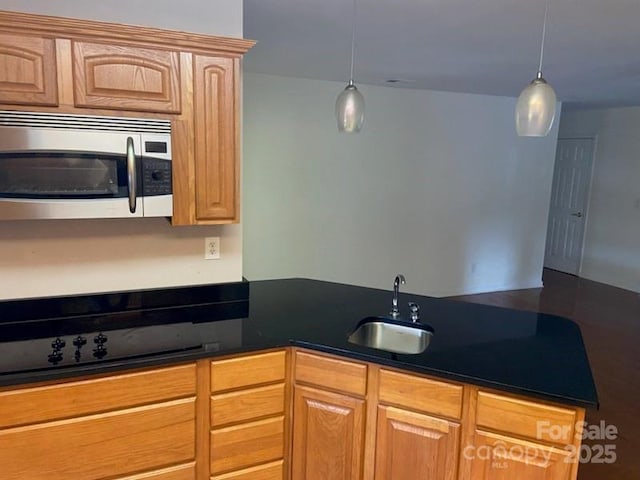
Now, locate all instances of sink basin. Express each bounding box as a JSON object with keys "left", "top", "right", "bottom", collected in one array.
[{"left": 347, "top": 317, "right": 434, "bottom": 355}]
